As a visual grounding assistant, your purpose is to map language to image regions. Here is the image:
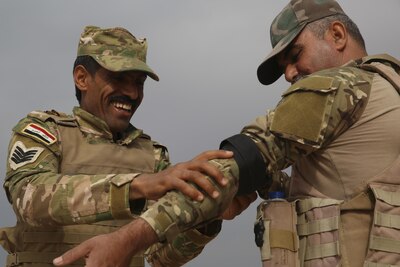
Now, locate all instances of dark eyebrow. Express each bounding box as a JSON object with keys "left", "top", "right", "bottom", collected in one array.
[
  {"left": 283, "top": 43, "right": 302, "bottom": 60},
  {"left": 277, "top": 43, "right": 302, "bottom": 71}
]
